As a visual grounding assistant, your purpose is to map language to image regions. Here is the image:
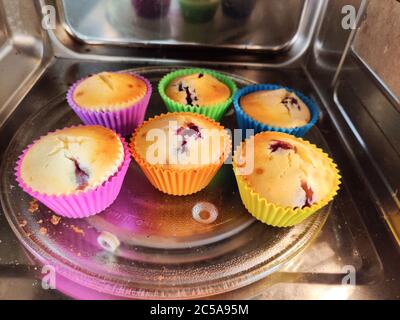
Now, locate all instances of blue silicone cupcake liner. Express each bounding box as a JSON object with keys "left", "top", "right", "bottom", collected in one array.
[{"left": 233, "top": 84, "right": 319, "bottom": 137}]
